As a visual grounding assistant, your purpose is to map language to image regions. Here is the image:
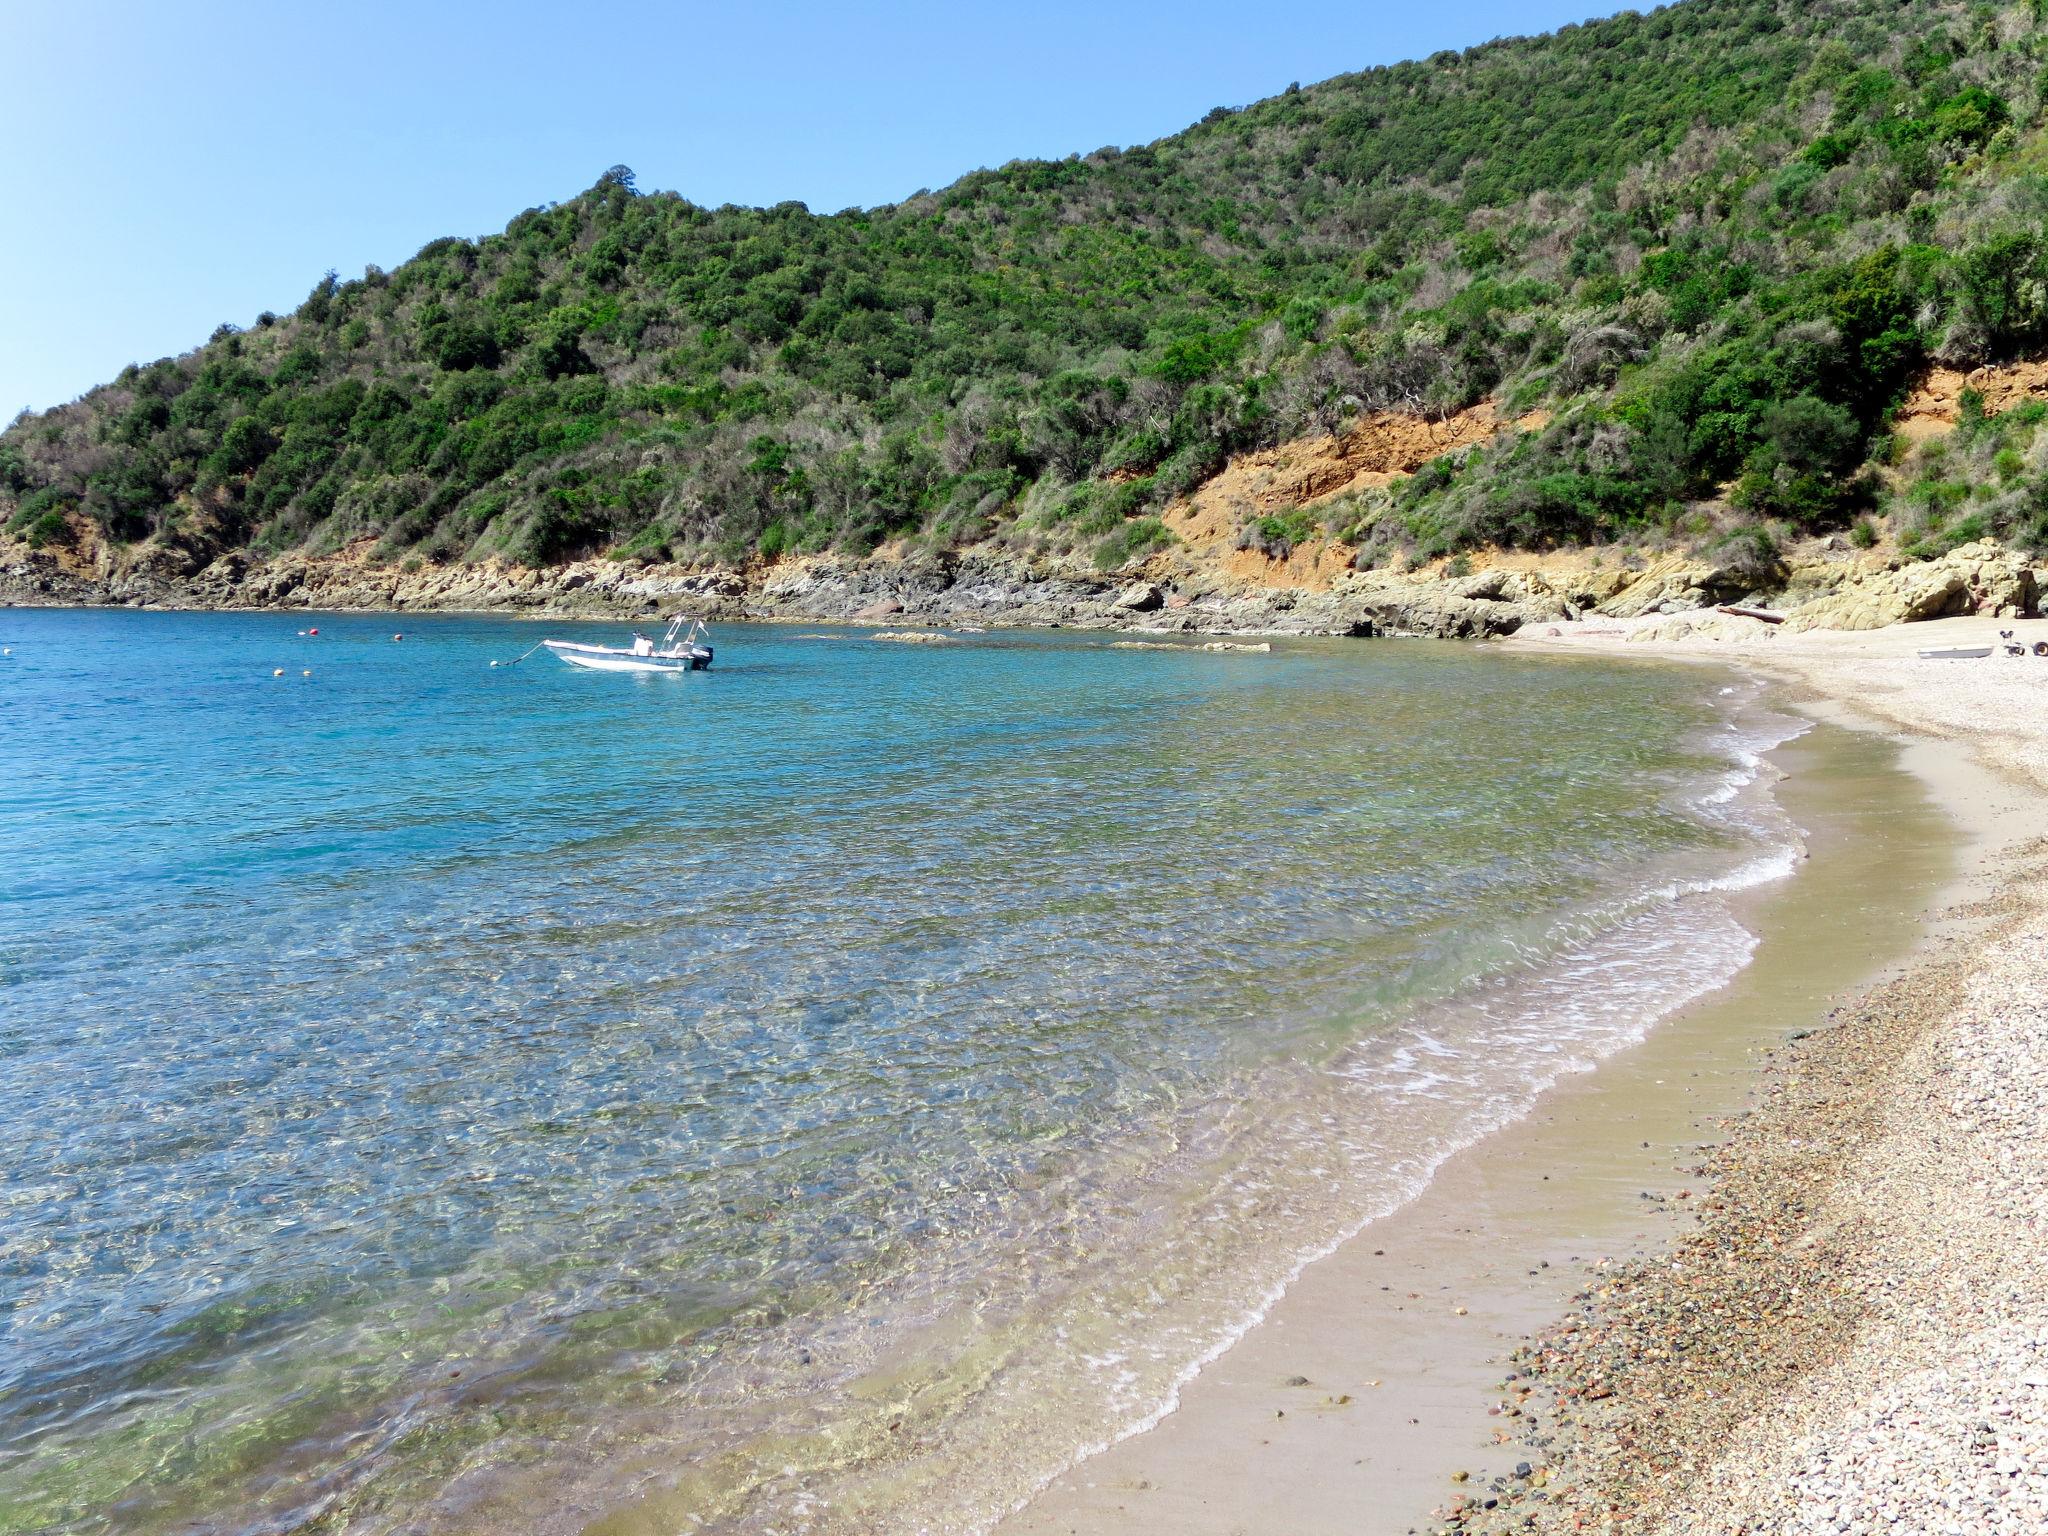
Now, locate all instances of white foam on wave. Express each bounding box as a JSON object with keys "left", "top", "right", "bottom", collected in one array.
[
  {"left": 984, "top": 683, "right": 1814, "bottom": 1535},
  {"left": 989, "top": 891, "right": 1775, "bottom": 1535},
  {"left": 1701, "top": 747, "right": 1764, "bottom": 805},
  {"left": 1662, "top": 840, "right": 1803, "bottom": 897},
  {"left": 1692, "top": 701, "right": 1810, "bottom": 818}
]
